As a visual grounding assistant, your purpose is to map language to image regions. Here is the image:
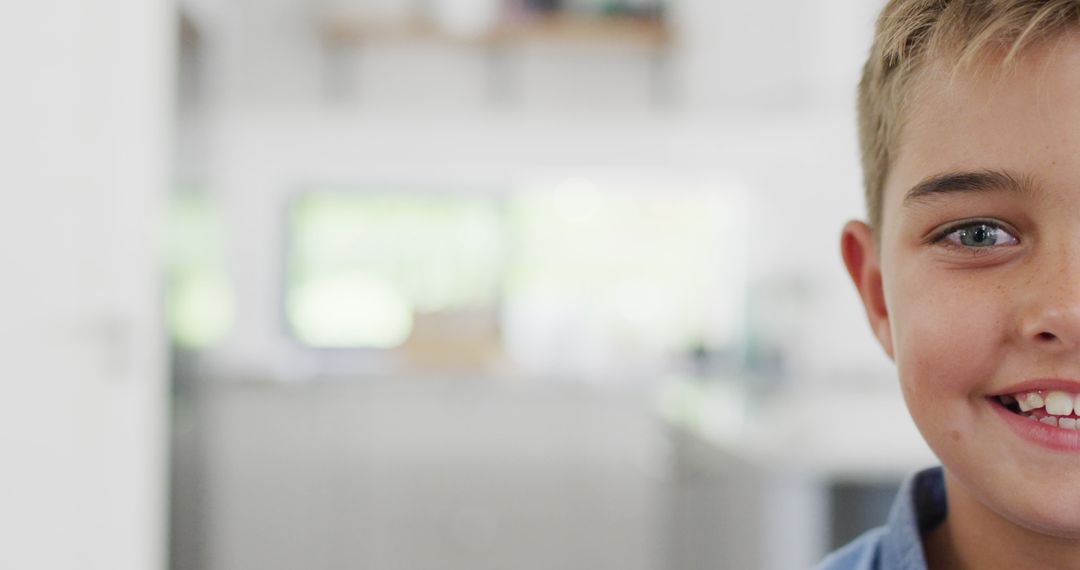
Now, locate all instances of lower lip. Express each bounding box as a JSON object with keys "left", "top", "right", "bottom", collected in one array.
[{"left": 990, "top": 398, "right": 1080, "bottom": 452}]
